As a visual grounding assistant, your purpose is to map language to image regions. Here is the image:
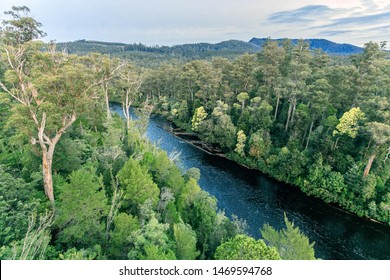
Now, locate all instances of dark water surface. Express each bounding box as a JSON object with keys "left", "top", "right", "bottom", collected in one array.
[{"left": 112, "top": 105, "right": 390, "bottom": 260}]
